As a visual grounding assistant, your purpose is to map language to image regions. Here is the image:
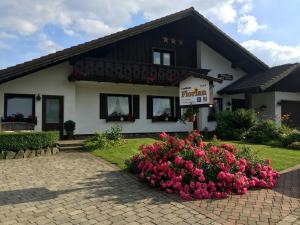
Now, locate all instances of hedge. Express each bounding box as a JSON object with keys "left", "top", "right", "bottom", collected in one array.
[{"left": 0, "top": 131, "right": 59, "bottom": 151}]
